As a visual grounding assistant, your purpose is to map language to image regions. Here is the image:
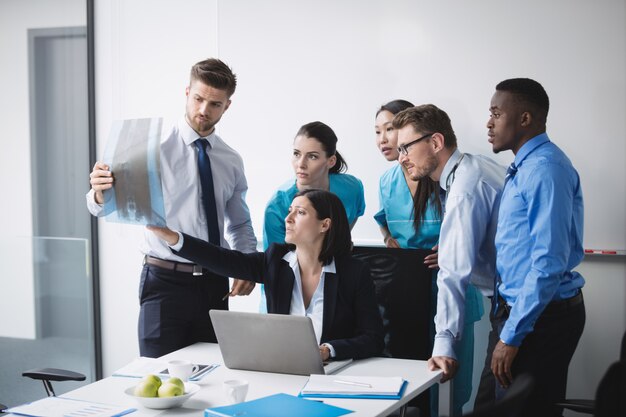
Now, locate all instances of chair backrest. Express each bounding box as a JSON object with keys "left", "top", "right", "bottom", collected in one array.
[
  {"left": 594, "top": 361, "right": 624, "bottom": 417},
  {"left": 351, "top": 246, "right": 434, "bottom": 416},
  {"left": 464, "top": 373, "right": 535, "bottom": 417},
  {"left": 351, "top": 246, "right": 433, "bottom": 360}
]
